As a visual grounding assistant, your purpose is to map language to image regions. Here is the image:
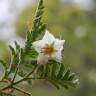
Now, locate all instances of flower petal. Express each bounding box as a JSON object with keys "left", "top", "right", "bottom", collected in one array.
[
  {"left": 32, "top": 40, "right": 44, "bottom": 53},
  {"left": 37, "top": 54, "right": 49, "bottom": 64},
  {"left": 43, "top": 30, "right": 55, "bottom": 43},
  {"left": 51, "top": 51, "right": 62, "bottom": 62},
  {"left": 54, "top": 39, "right": 65, "bottom": 51}
]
